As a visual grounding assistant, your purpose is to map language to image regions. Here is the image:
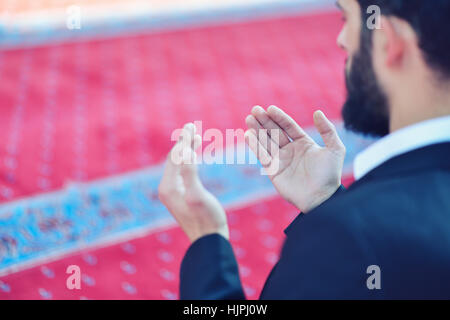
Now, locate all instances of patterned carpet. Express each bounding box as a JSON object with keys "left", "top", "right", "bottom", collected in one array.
[{"left": 0, "top": 8, "right": 374, "bottom": 299}]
